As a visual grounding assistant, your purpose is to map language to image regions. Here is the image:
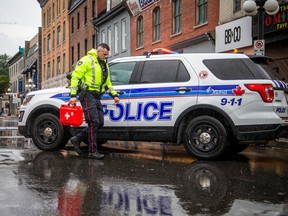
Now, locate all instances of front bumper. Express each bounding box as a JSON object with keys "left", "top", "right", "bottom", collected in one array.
[{"left": 18, "top": 125, "right": 30, "bottom": 138}]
